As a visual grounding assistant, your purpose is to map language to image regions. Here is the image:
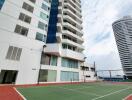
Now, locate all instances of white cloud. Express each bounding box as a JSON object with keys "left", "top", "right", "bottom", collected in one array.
[
  {"left": 103, "top": 6, "right": 118, "bottom": 20},
  {"left": 82, "top": 0, "right": 132, "bottom": 70}
]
